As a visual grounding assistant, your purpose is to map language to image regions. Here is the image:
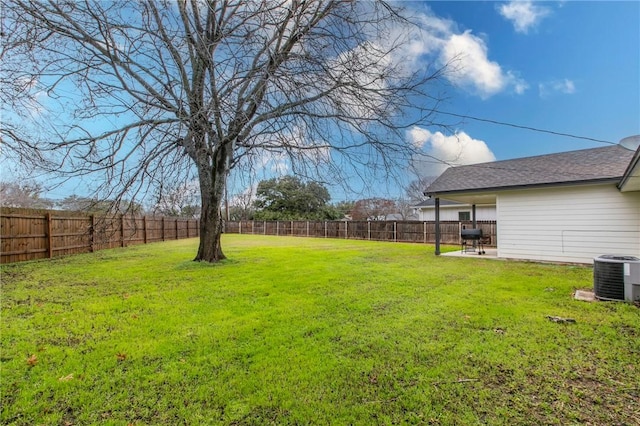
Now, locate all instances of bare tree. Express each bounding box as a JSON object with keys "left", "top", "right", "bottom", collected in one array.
[
  {"left": 0, "top": 181, "right": 53, "bottom": 208},
  {"left": 350, "top": 198, "right": 397, "bottom": 221},
  {"left": 405, "top": 176, "right": 436, "bottom": 204},
  {"left": 2, "top": 0, "right": 448, "bottom": 262},
  {"left": 152, "top": 181, "right": 201, "bottom": 218},
  {"left": 227, "top": 186, "right": 256, "bottom": 221},
  {"left": 0, "top": 16, "right": 50, "bottom": 176},
  {"left": 394, "top": 198, "right": 419, "bottom": 220},
  {"left": 55, "top": 195, "right": 144, "bottom": 214}
]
